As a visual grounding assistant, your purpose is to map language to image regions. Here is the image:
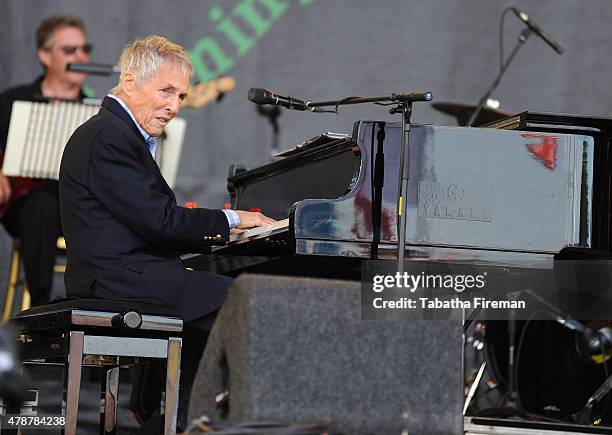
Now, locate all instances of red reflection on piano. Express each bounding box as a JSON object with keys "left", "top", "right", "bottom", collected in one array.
[
  {"left": 521, "top": 133, "right": 559, "bottom": 170},
  {"left": 352, "top": 191, "right": 393, "bottom": 240}
]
